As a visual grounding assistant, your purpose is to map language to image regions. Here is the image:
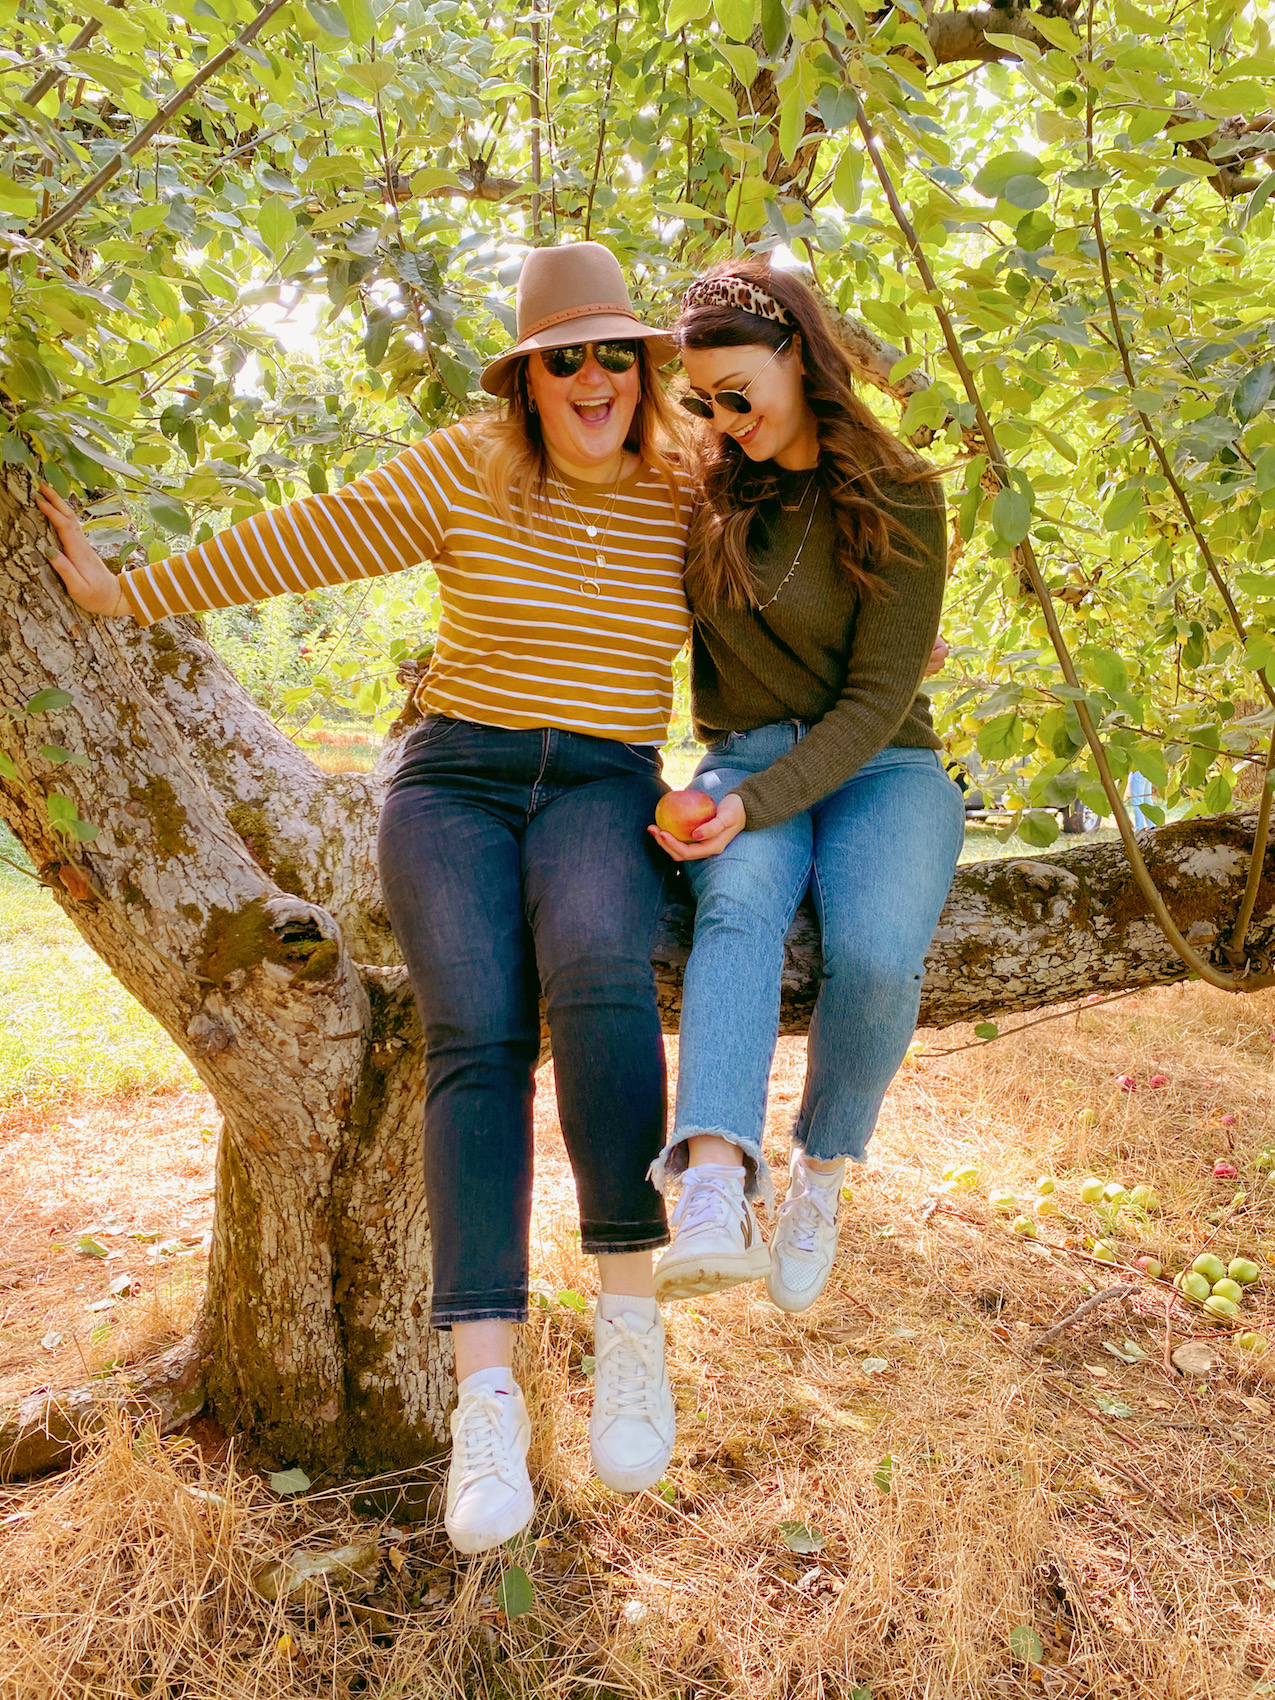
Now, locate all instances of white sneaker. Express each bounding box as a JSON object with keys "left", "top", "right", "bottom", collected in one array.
[
  {"left": 653, "top": 1163, "right": 771, "bottom": 1303},
  {"left": 766, "top": 1151, "right": 844, "bottom": 1313},
  {"left": 444, "top": 1380, "right": 534, "bottom": 1554},
  {"left": 589, "top": 1303, "right": 676, "bottom": 1492}
]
